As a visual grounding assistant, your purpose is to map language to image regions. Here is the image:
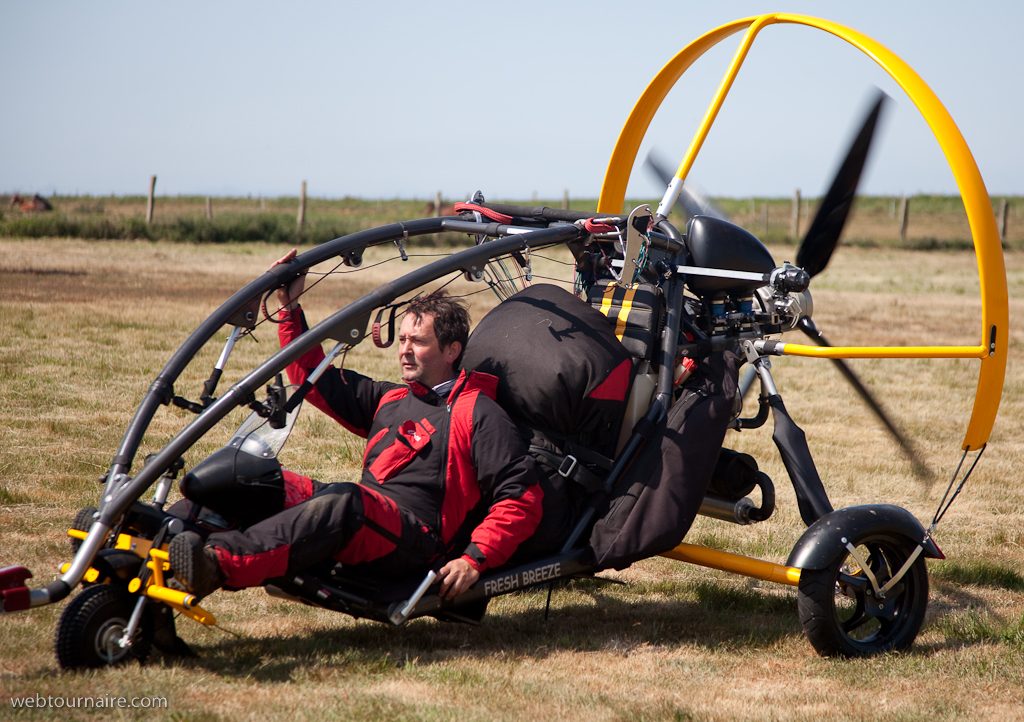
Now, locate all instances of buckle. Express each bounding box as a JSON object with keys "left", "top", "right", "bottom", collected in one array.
[{"left": 558, "top": 455, "right": 578, "bottom": 478}]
